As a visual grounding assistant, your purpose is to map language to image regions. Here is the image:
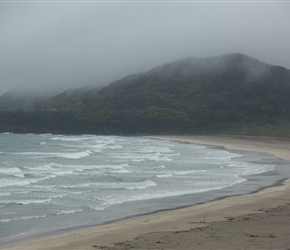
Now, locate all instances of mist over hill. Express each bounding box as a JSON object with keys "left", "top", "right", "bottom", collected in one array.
[{"left": 1, "top": 53, "right": 290, "bottom": 136}]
